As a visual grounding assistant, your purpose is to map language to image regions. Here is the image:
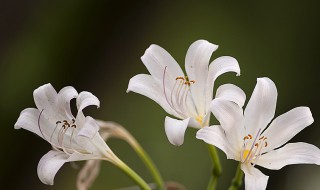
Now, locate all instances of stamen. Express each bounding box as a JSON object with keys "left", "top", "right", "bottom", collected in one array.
[
  {"left": 176, "top": 76, "right": 185, "bottom": 80},
  {"left": 242, "top": 128, "right": 261, "bottom": 163},
  {"left": 162, "top": 66, "right": 199, "bottom": 119},
  {"left": 50, "top": 122, "right": 60, "bottom": 142},
  {"left": 241, "top": 129, "right": 269, "bottom": 165}
]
